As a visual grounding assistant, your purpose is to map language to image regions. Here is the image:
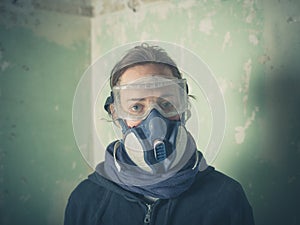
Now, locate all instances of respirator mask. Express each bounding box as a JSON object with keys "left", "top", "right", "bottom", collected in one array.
[{"left": 111, "top": 76, "right": 191, "bottom": 173}]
